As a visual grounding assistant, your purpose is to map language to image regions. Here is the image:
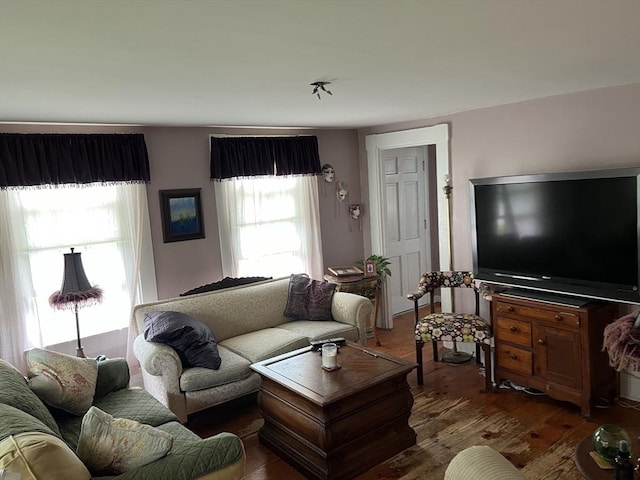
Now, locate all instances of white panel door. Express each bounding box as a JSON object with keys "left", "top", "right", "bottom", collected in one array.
[{"left": 383, "top": 147, "right": 430, "bottom": 314}]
